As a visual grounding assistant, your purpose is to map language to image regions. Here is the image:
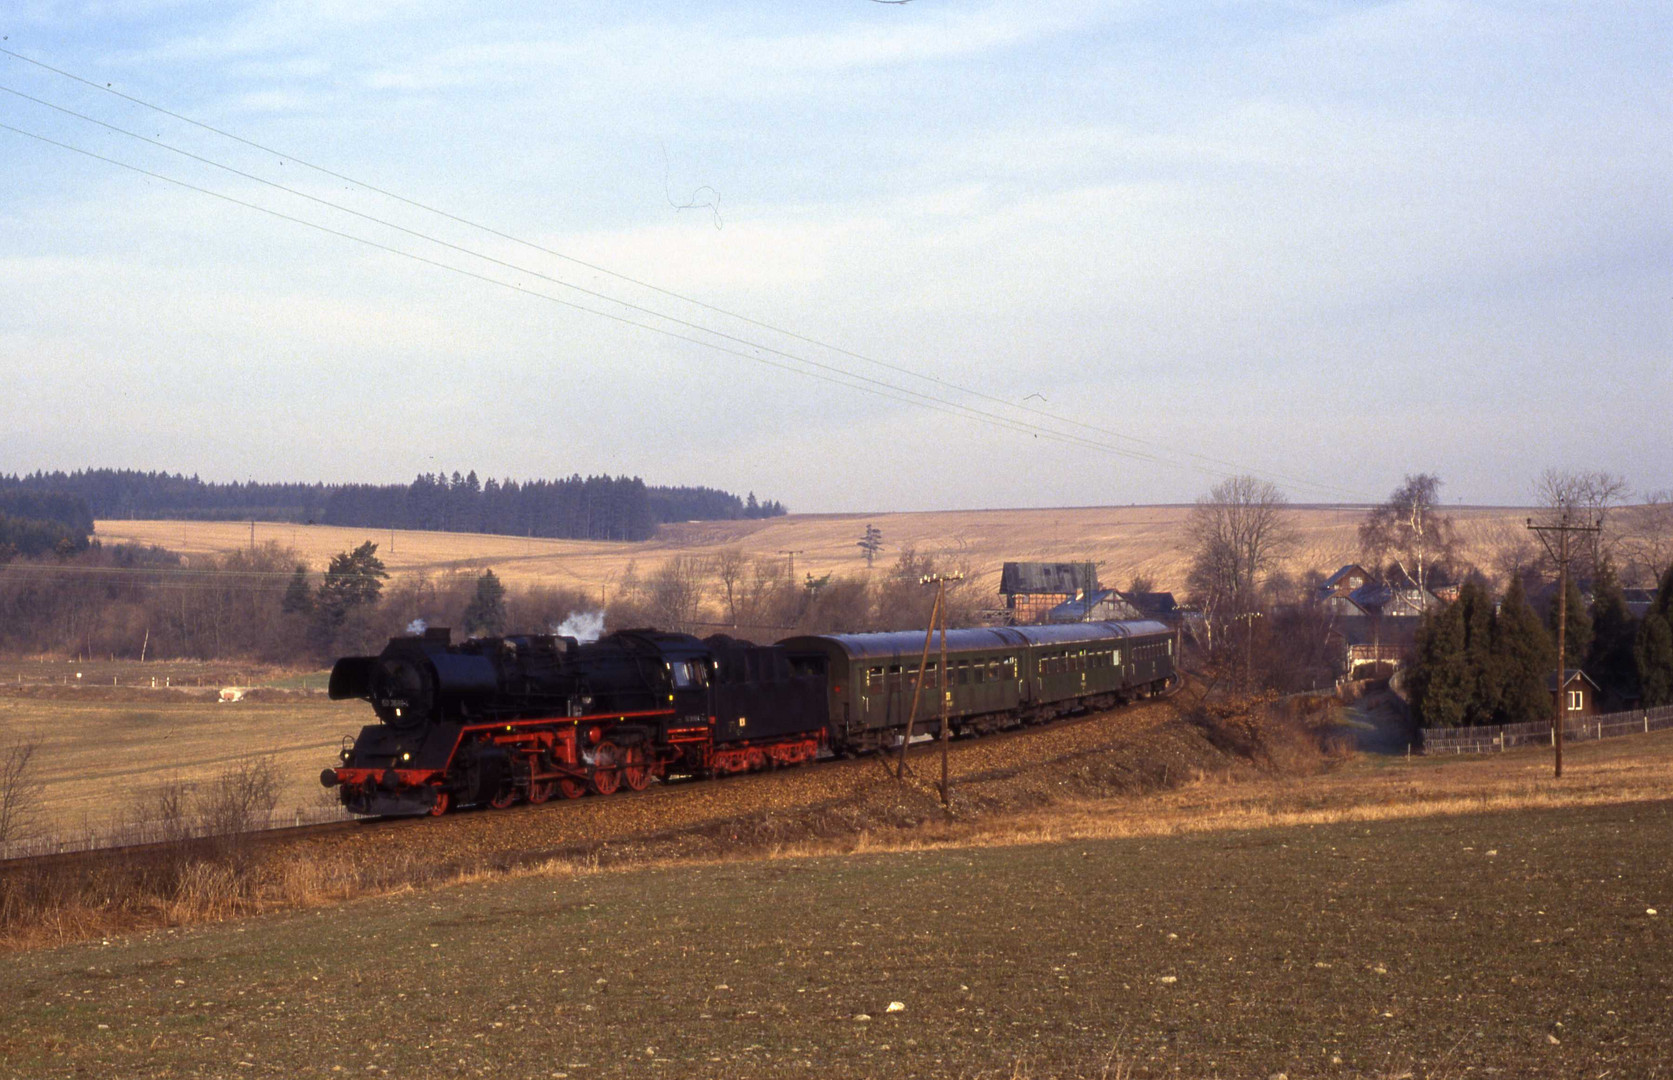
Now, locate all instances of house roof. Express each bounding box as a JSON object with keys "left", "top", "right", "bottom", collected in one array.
[
  {"left": 1546, "top": 669, "right": 1601, "bottom": 691},
  {"left": 1045, "top": 590, "right": 1143, "bottom": 623},
  {"left": 999, "top": 562, "right": 1098, "bottom": 595},
  {"left": 1328, "top": 614, "right": 1424, "bottom": 648},
  {"left": 1124, "top": 591, "right": 1177, "bottom": 617},
  {"left": 1322, "top": 564, "right": 1370, "bottom": 589},
  {"left": 1347, "top": 580, "right": 1438, "bottom": 614}
]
